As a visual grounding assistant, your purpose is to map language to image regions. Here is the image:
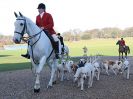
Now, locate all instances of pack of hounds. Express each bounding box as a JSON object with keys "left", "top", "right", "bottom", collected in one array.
[{"left": 57, "top": 56, "right": 130, "bottom": 91}]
